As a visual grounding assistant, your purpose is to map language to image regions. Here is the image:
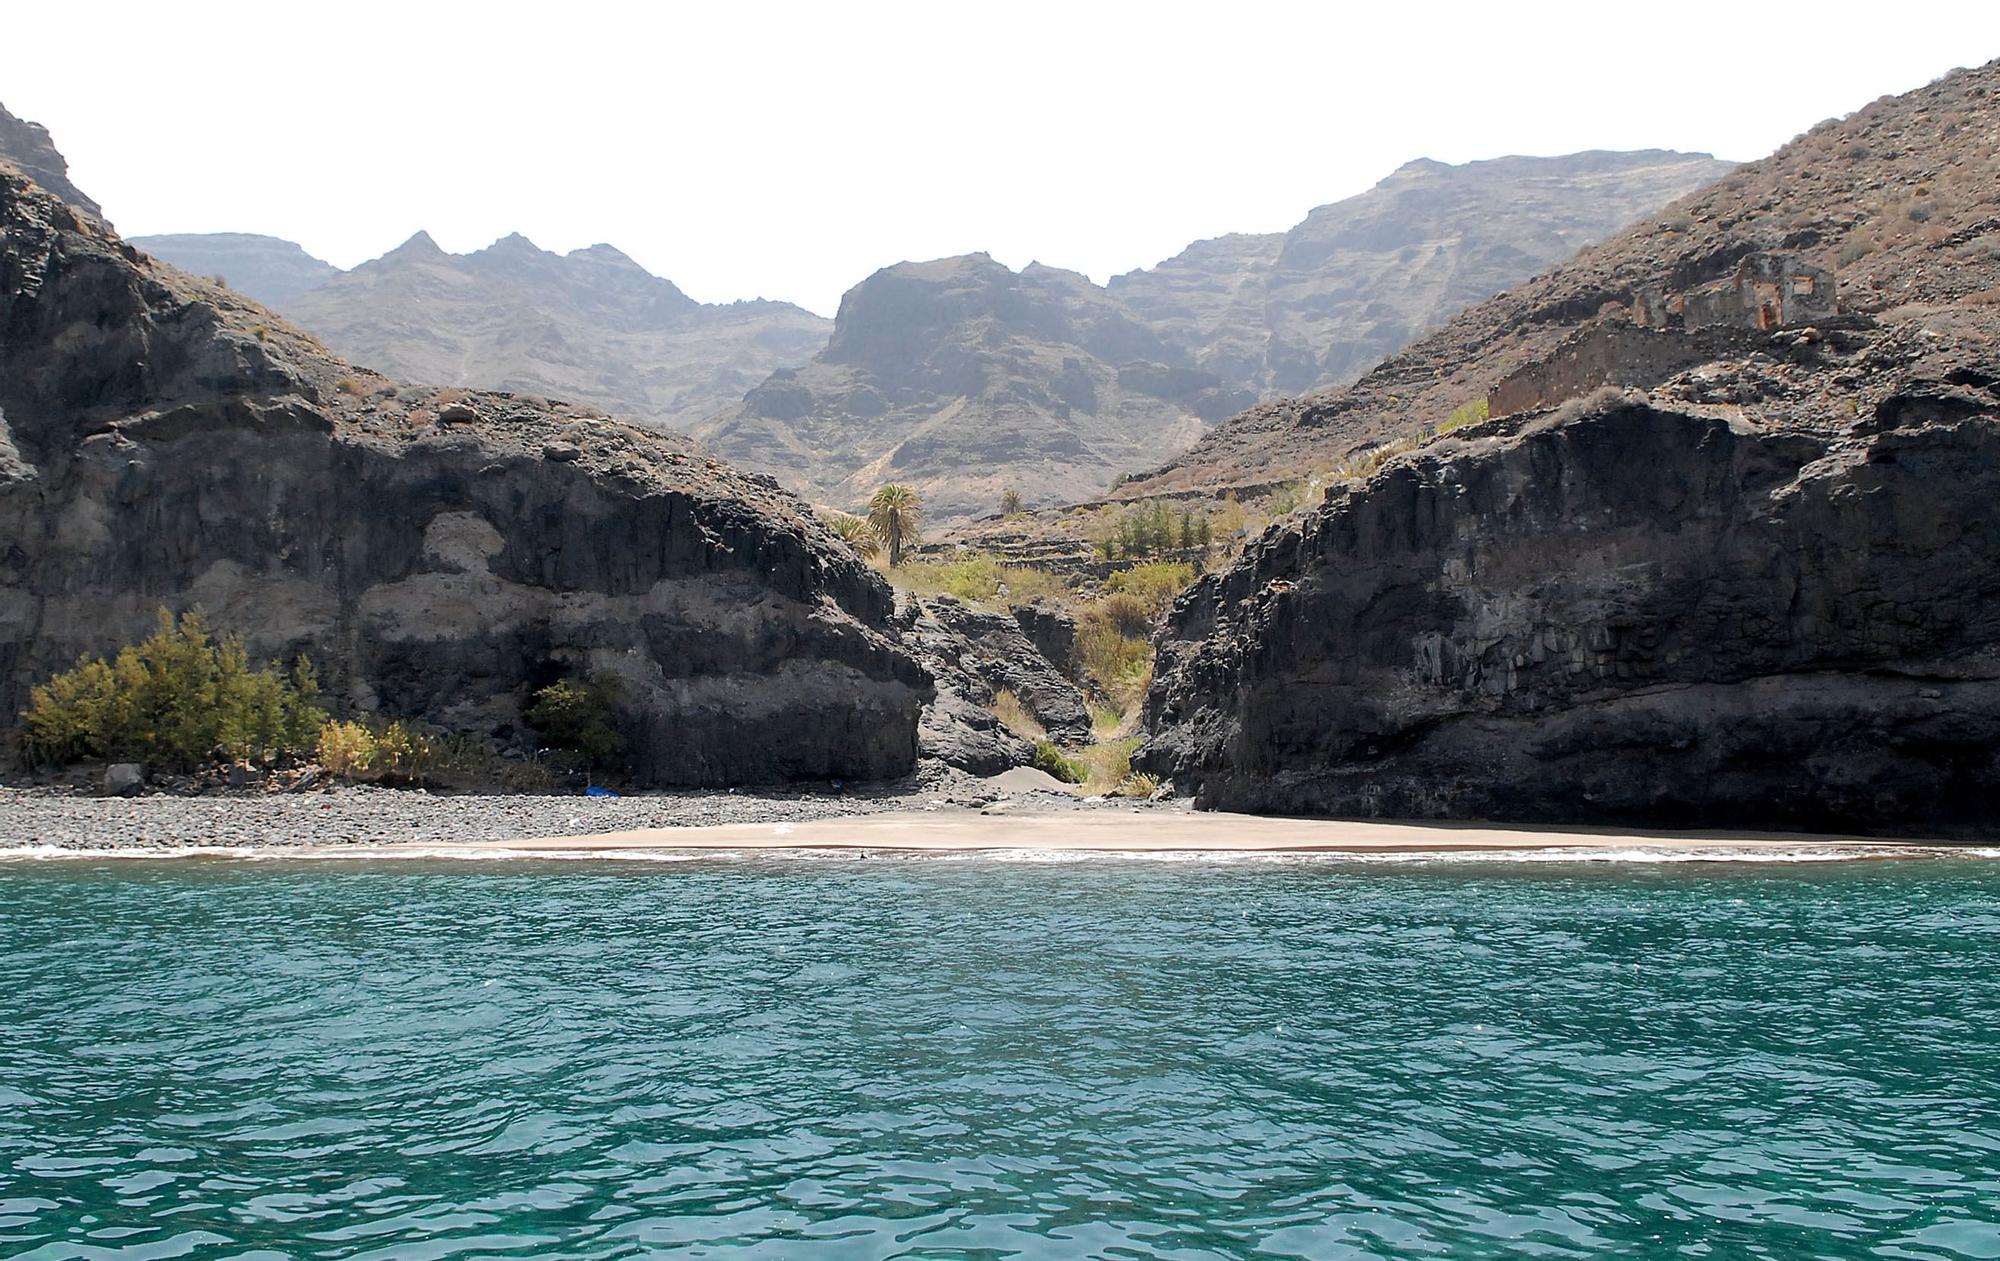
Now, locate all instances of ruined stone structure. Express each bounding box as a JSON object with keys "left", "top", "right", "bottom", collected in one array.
[
  {"left": 1484, "top": 253, "right": 1836, "bottom": 416},
  {"left": 1486, "top": 324, "right": 1753, "bottom": 417},
  {"left": 1635, "top": 253, "right": 1835, "bottom": 331}
]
